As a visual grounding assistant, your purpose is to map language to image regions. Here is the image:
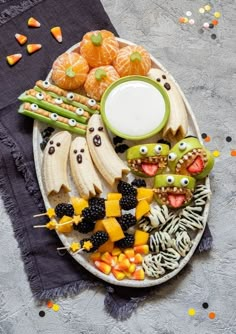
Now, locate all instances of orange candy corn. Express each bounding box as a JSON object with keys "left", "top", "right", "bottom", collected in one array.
[
  {"left": 6, "top": 53, "right": 22, "bottom": 66},
  {"left": 15, "top": 33, "right": 27, "bottom": 45},
  {"left": 27, "top": 44, "right": 42, "bottom": 54},
  {"left": 131, "top": 268, "right": 145, "bottom": 280},
  {"left": 114, "top": 258, "right": 130, "bottom": 271},
  {"left": 133, "top": 245, "right": 149, "bottom": 255},
  {"left": 101, "top": 252, "right": 117, "bottom": 267},
  {"left": 124, "top": 248, "right": 135, "bottom": 260},
  {"left": 28, "top": 17, "right": 41, "bottom": 28},
  {"left": 133, "top": 253, "right": 143, "bottom": 264},
  {"left": 128, "top": 263, "right": 136, "bottom": 273},
  {"left": 111, "top": 269, "right": 125, "bottom": 280},
  {"left": 94, "top": 260, "right": 111, "bottom": 275},
  {"left": 51, "top": 26, "right": 63, "bottom": 43}
]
